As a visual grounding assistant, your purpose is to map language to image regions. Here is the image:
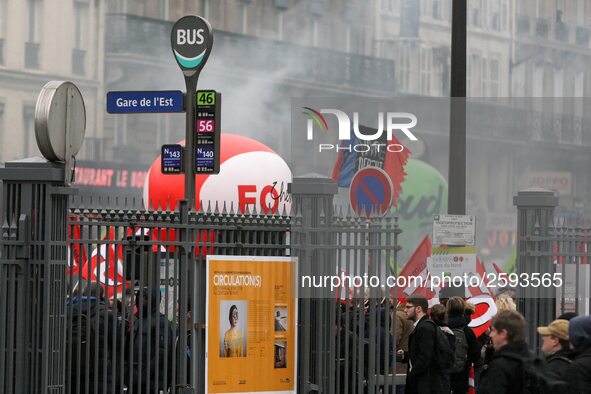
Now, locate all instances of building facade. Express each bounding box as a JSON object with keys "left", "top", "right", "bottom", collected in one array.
[{"left": 0, "top": 0, "right": 105, "bottom": 164}]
